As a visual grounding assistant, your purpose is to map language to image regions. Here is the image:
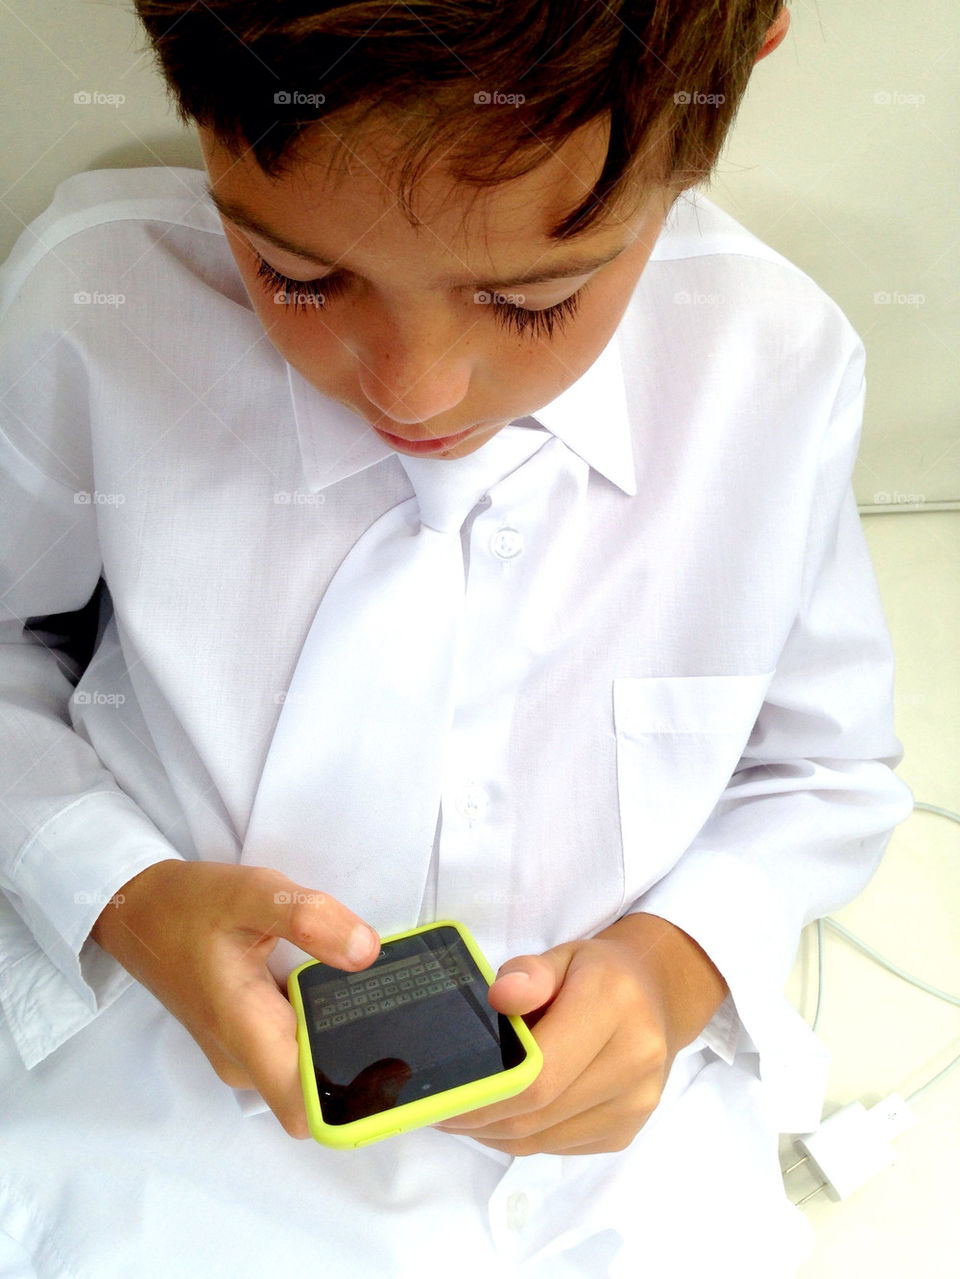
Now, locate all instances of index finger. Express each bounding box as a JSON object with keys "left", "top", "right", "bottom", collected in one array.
[{"left": 235, "top": 867, "right": 381, "bottom": 971}]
